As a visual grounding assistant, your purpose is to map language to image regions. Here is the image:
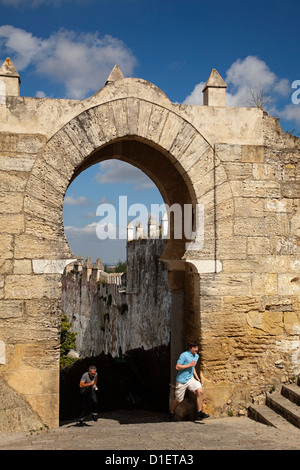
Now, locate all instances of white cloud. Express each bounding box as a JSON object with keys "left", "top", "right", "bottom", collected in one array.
[
  {"left": 183, "top": 55, "right": 290, "bottom": 109},
  {"left": 65, "top": 221, "right": 121, "bottom": 240},
  {"left": 65, "top": 222, "right": 98, "bottom": 236},
  {"left": 0, "top": 25, "right": 43, "bottom": 69},
  {"left": 64, "top": 194, "right": 90, "bottom": 206},
  {"left": 35, "top": 90, "right": 47, "bottom": 98},
  {"left": 226, "top": 56, "right": 277, "bottom": 92},
  {"left": 183, "top": 82, "right": 205, "bottom": 105},
  {"left": 0, "top": 25, "right": 137, "bottom": 98},
  {"left": 95, "top": 160, "right": 156, "bottom": 191},
  {"left": 277, "top": 104, "right": 300, "bottom": 127},
  {"left": 225, "top": 56, "right": 290, "bottom": 107}
]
